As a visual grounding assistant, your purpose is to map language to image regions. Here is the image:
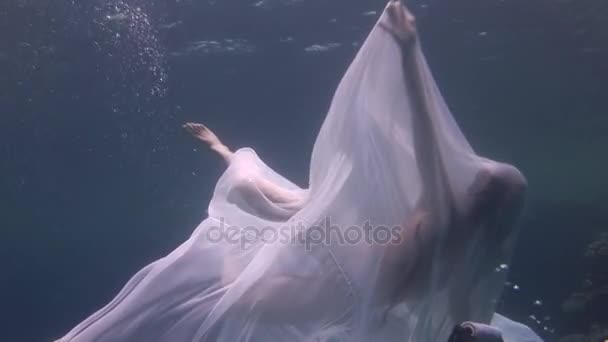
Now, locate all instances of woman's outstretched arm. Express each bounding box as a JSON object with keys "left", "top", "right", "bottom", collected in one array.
[
  {"left": 183, "top": 122, "right": 305, "bottom": 217},
  {"left": 379, "top": 1, "right": 448, "bottom": 210},
  {"left": 183, "top": 122, "right": 234, "bottom": 164}
]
